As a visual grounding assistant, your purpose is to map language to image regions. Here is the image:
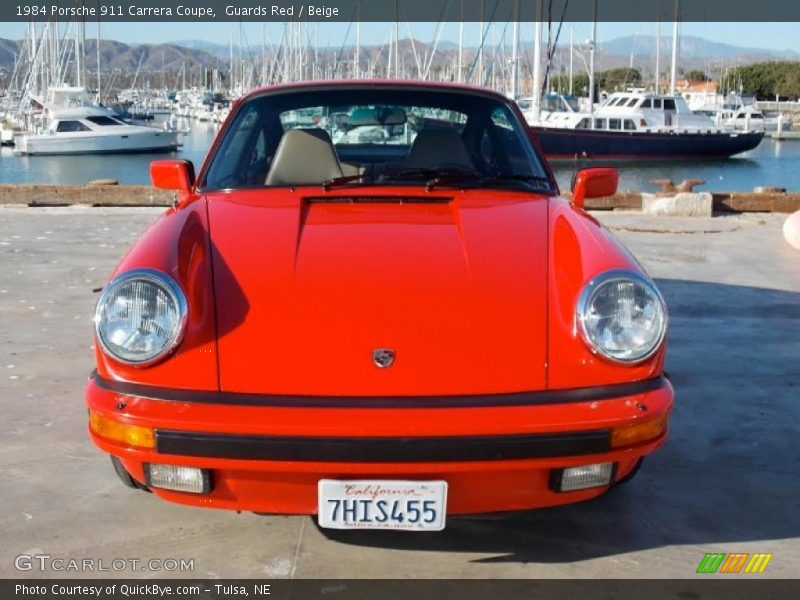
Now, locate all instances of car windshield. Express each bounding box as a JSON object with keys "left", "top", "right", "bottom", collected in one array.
[{"left": 201, "top": 87, "right": 554, "bottom": 193}]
